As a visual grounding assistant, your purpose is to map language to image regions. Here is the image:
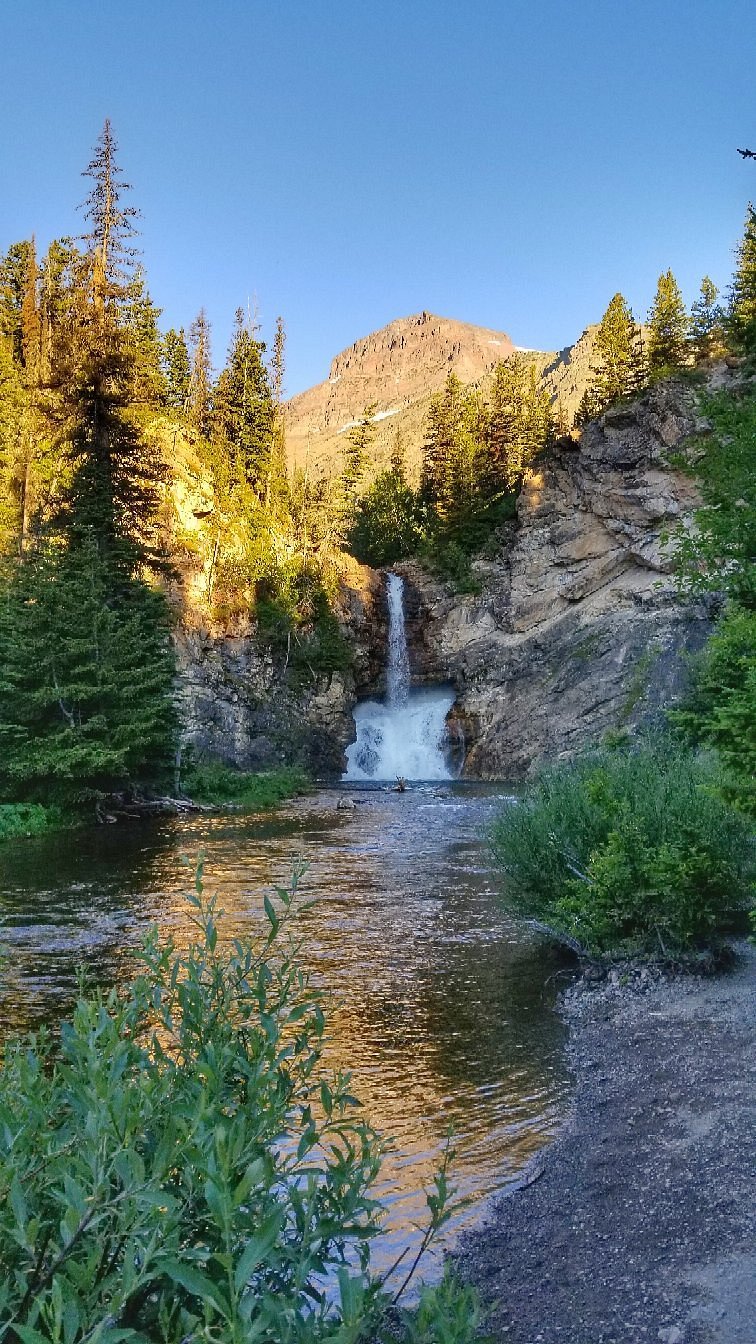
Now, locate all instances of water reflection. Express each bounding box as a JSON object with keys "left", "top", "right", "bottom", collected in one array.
[{"left": 0, "top": 784, "right": 571, "bottom": 1277}]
